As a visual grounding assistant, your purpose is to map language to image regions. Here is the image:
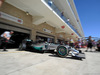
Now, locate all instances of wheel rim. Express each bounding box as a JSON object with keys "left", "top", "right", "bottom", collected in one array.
[{"left": 58, "top": 47, "right": 67, "bottom": 56}]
